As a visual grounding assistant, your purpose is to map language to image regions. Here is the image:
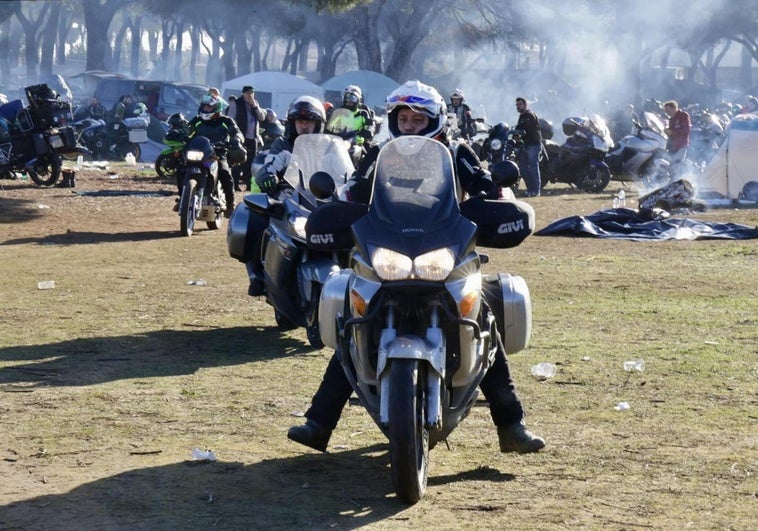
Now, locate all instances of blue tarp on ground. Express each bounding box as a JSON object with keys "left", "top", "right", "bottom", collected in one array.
[{"left": 535, "top": 208, "right": 758, "bottom": 241}]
